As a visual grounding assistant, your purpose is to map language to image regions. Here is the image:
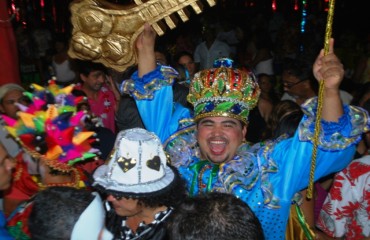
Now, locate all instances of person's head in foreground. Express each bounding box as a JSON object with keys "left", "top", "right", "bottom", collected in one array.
[
  {"left": 187, "top": 58, "right": 260, "bottom": 164},
  {"left": 93, "top": 128, "right": 185, "bottom": 238},
  {"left": 167, "top": 192, "right": 264, "bottom": 240},
  {"left": 29, "top": 186, "right": 113, "bottom": 240}
]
